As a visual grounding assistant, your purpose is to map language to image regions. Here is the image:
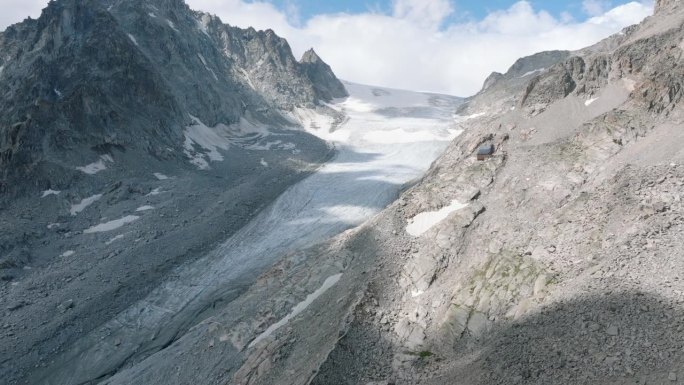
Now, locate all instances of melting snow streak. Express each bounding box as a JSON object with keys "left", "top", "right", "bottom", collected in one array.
[
  {"left": 406, "top": 200, "right": 469, "bottom": 236},
  {"left": 84, "top": 216, "right": 140, "bottom": 234},
  {"left": 70, "top": 194, "right": 103, "bottom": 216},
  {"left": 248, "top": 273, "right": 343, "bottom": 348}
]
